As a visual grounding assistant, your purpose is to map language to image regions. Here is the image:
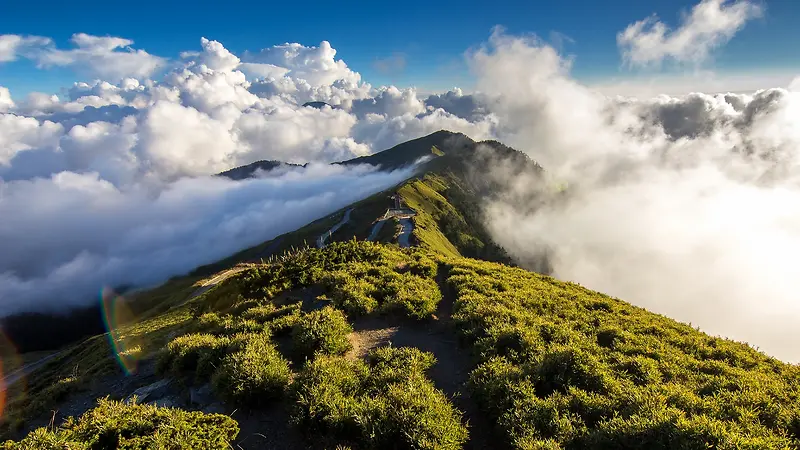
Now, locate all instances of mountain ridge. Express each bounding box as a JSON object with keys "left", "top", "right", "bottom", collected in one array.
[{"left": 3, "top": 131, "right": 799, "bottom": 449}]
